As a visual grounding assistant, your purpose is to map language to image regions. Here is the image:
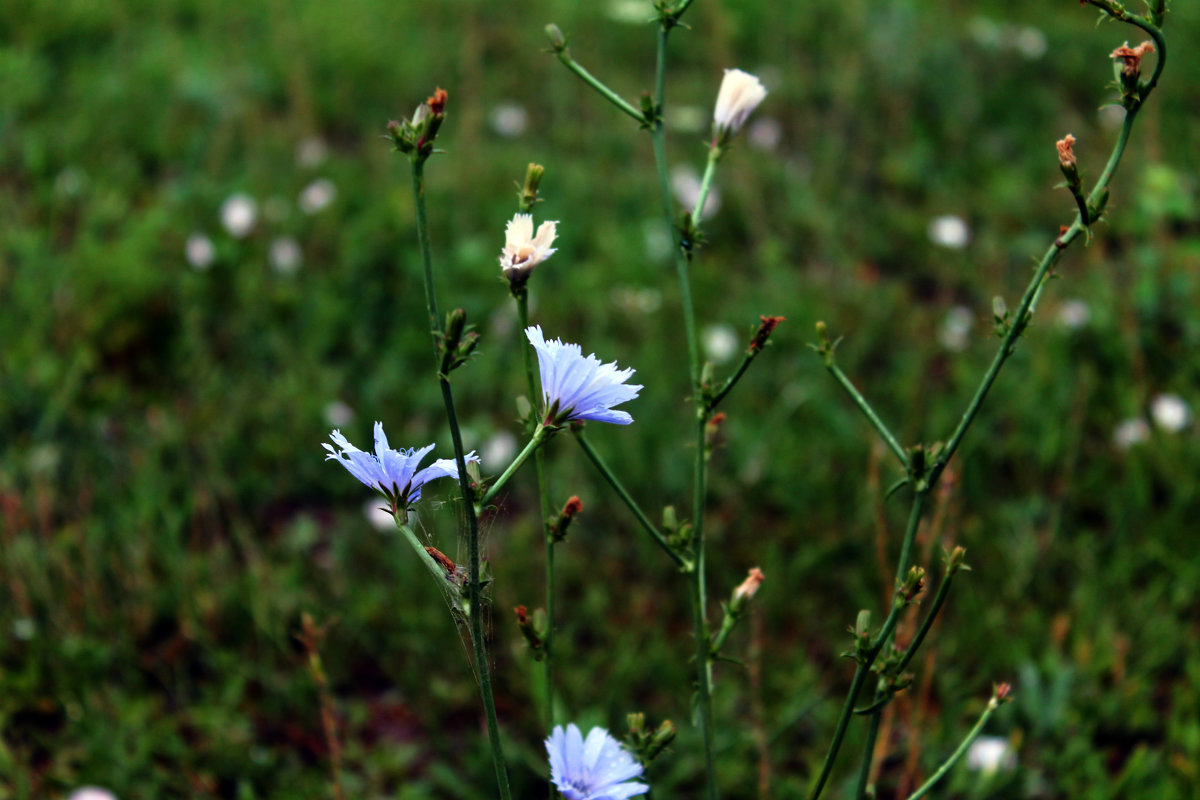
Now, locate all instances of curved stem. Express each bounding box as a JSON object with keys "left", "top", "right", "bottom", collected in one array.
[
  {"left": 691, "top": 147, "right": 721, "bottom": 228},
  {"left": 573, "top": 430, "right": 689, "bottom": 571},
  {"left": 410, "top": 157, "right": 512, "bottom": 800},
  {"left": 895, "top": 563, "right": 959, "bottom": 675},
  {"left": 549, "top": 41, "right": 644, "bottom": 124},
  {"left": 477, "top": 426, "right": 549, "bottom": 510},
  {"left": 903, "top": 698, "right": 1003, "bottom": 800},
  {"left": 397, "top": 520, "right": 454, "bottom": 585}
]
